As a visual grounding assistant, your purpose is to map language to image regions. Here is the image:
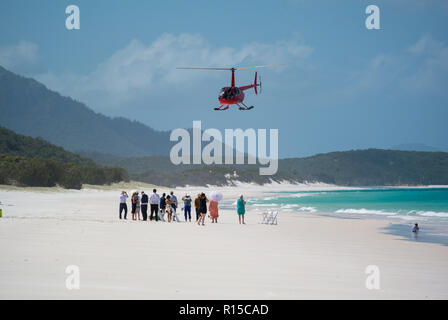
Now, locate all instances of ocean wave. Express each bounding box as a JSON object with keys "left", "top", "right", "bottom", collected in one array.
[
  {"left": 280, "top": 204, "right": 300, "bottom": 209},
  {"left": 413, "top": 211, "right": 448, "bottom": 218},
  {"left": 288, "top": 193, "right": 317, "bottom": 198},
  {"left": 335, "top": 208, "right": 397, "bottom": 216},
  {"left": 335, "top": 208, "right": 448, "bottom": 218},
  {"left": 258, "top": 193, "right": 316, "bottom": 201},
  {"left": 251, "top": 203, "right": 277, "bottom": 207},
  {"left": 389, "top": 215, "right": 425, "bottom": 221}
]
